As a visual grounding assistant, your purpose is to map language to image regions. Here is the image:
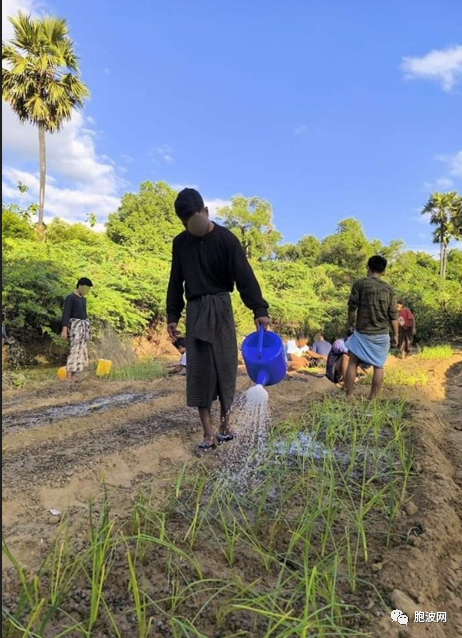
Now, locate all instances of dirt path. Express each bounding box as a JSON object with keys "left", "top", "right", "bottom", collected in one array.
[
  {"left": 371, "top": 356, "right": 462, "bottom": 638},
  {"left": 2, "top": 356, "right": 461, "bottom": 636}
]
